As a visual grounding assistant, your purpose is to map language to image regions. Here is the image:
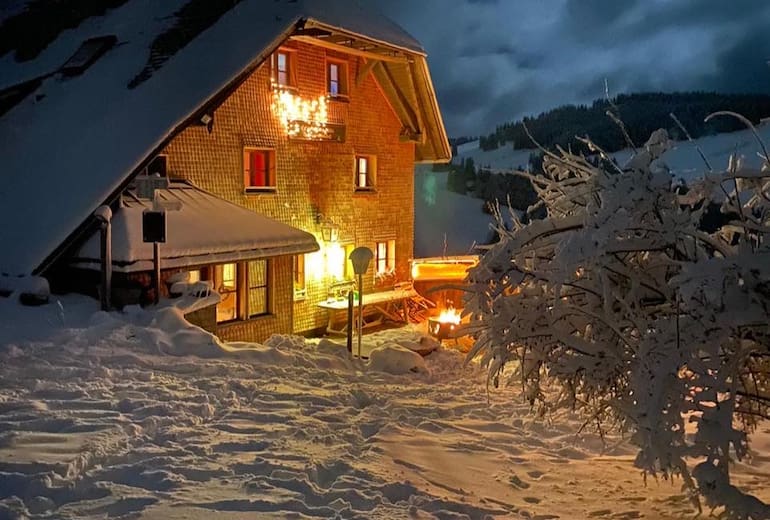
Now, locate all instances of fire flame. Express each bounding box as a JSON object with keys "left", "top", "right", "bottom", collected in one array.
[
  {"left": 272, "top": 87, "right": 331, "bottom": 140},
  {"left": 437, "top": 307, "right": 461, "bottom": 325}
]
